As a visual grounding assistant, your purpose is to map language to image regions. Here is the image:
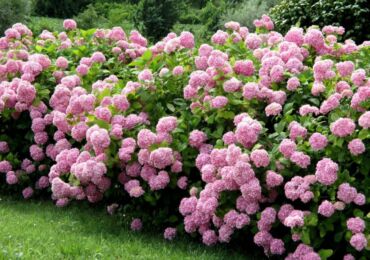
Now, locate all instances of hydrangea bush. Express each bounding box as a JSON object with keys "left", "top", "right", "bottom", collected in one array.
[{"left": 0, "top": 15, "right": 369, "bottom": 259}]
